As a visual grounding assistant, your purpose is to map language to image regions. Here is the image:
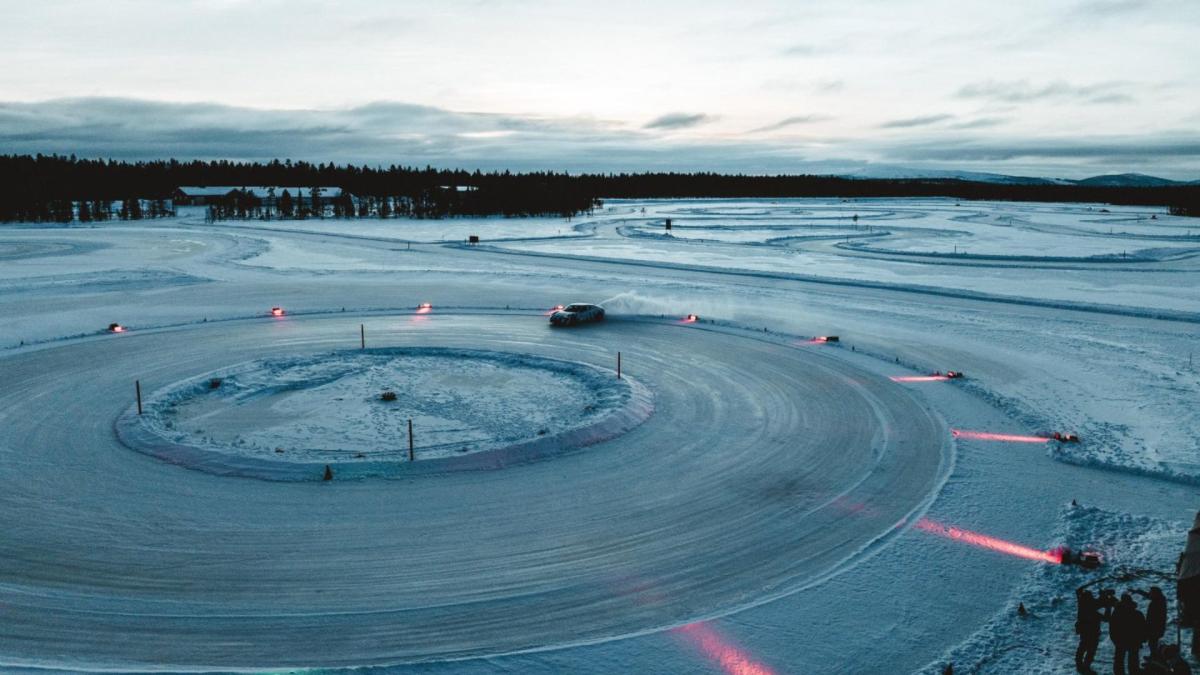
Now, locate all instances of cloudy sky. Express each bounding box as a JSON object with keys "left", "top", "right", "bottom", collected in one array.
[{"left": 1, "top": 0, "right": 1197, "bottom": 178}]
